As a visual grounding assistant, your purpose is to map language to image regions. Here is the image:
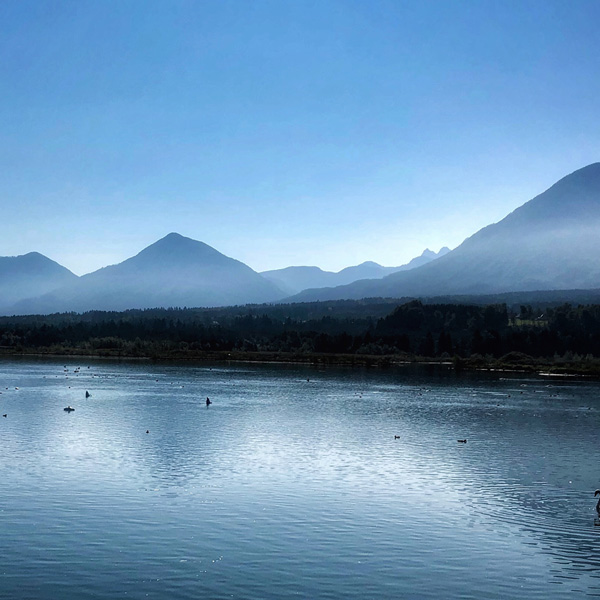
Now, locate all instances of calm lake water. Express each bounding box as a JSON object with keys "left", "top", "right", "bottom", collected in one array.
[{"left": 1, "top": 357, "right": 600, "bottom": 599}]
